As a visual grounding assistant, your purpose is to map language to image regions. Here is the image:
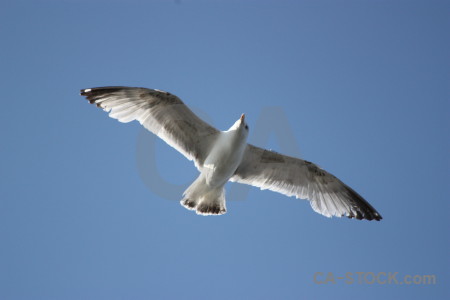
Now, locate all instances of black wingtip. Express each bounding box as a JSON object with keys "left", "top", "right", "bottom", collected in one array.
[
  {"left": 350, "top": 209, "right": 383, "bottom": 221},
  {"left": 347, "top": 213, "right": 382, "bottom": 221},
  {"left": 79, "top": 87, "right": 125, "bottom": 105},
  {"left": 344, "top": 186, "right": 383, "bottom": 221}
]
